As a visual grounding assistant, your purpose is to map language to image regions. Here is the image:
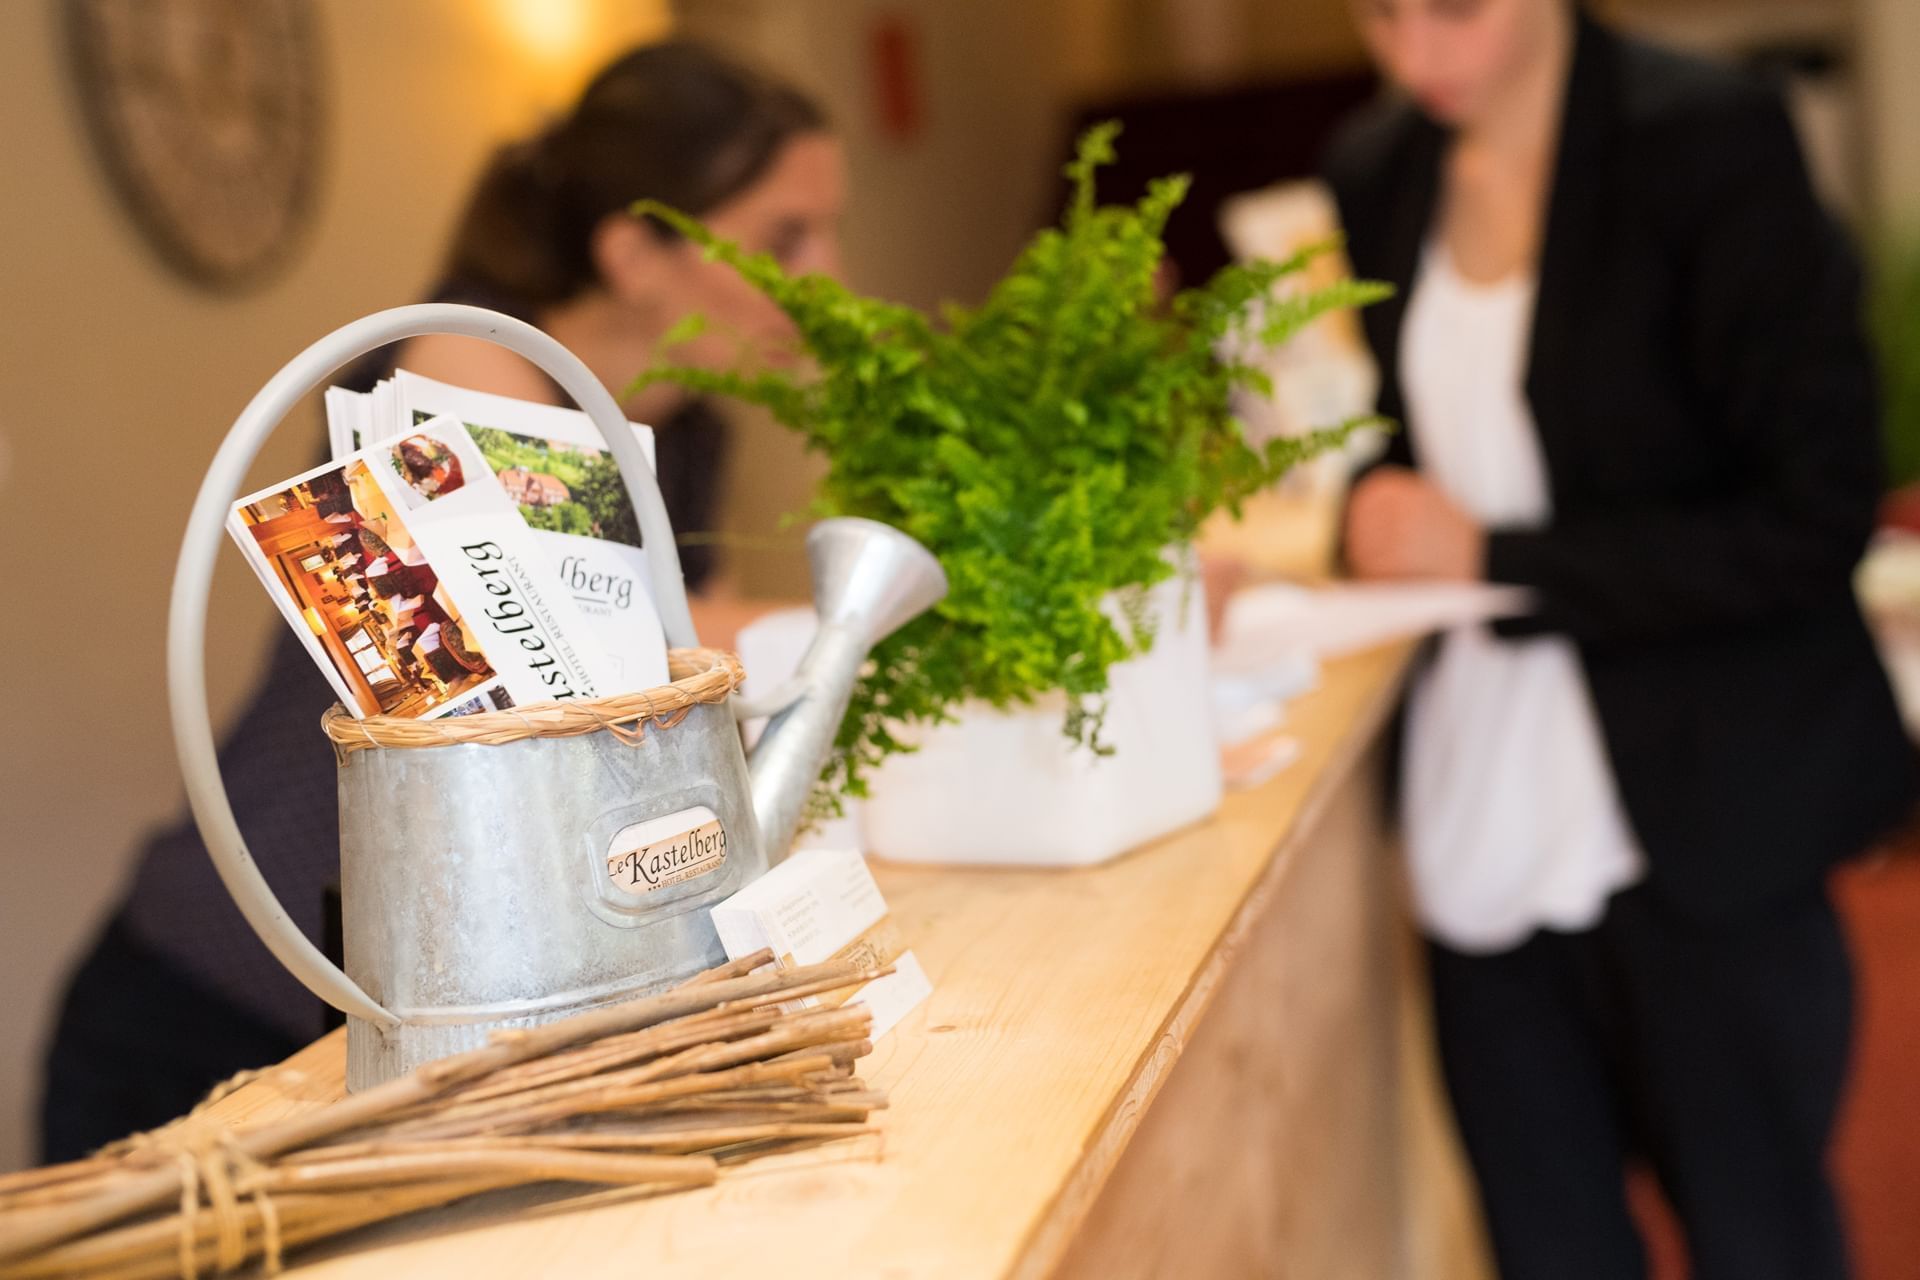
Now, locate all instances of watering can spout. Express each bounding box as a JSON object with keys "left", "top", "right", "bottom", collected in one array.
[{"left": 747, "top": 517, "right": 947, "bottom": 862}]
